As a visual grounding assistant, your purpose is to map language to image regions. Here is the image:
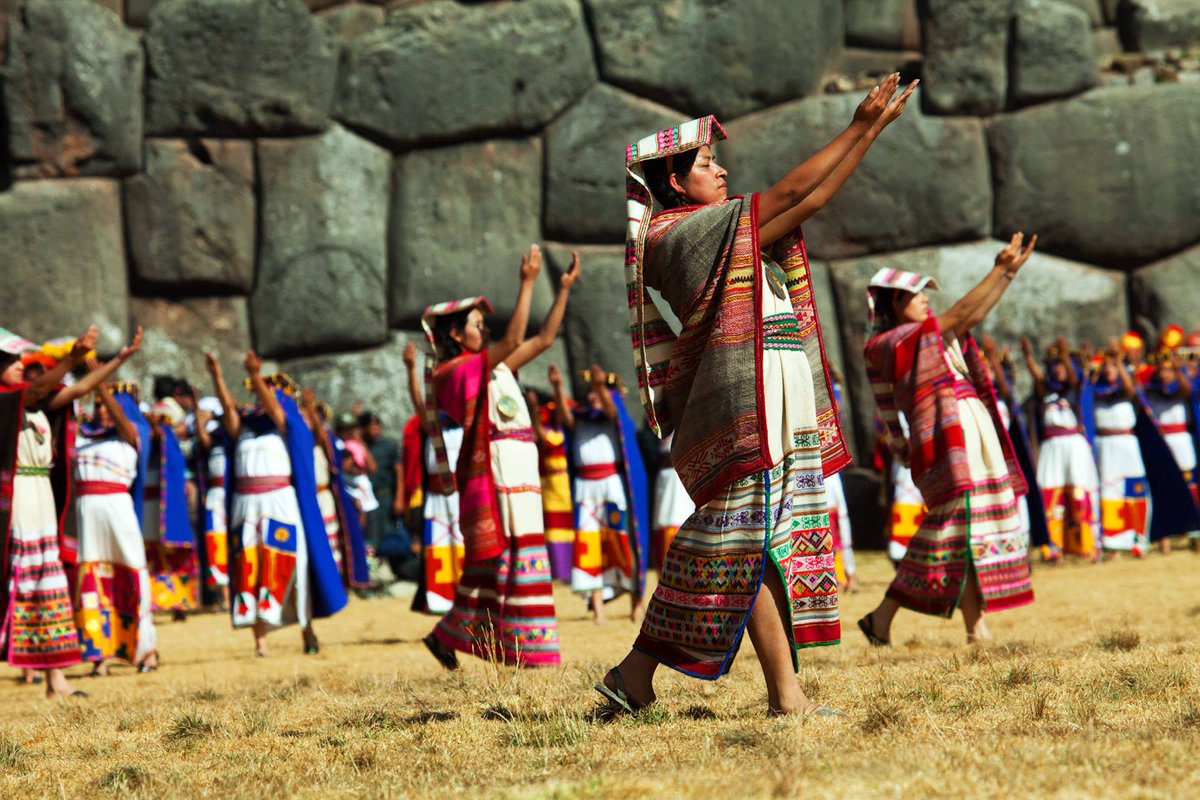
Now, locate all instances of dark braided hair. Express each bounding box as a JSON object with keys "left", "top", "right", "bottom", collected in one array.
[
  {"left": 641, "top": 148, "right": 700, "bottom": 210},
  {"left": 431, "top": 309, "right": 474, "bottom": 363}
]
